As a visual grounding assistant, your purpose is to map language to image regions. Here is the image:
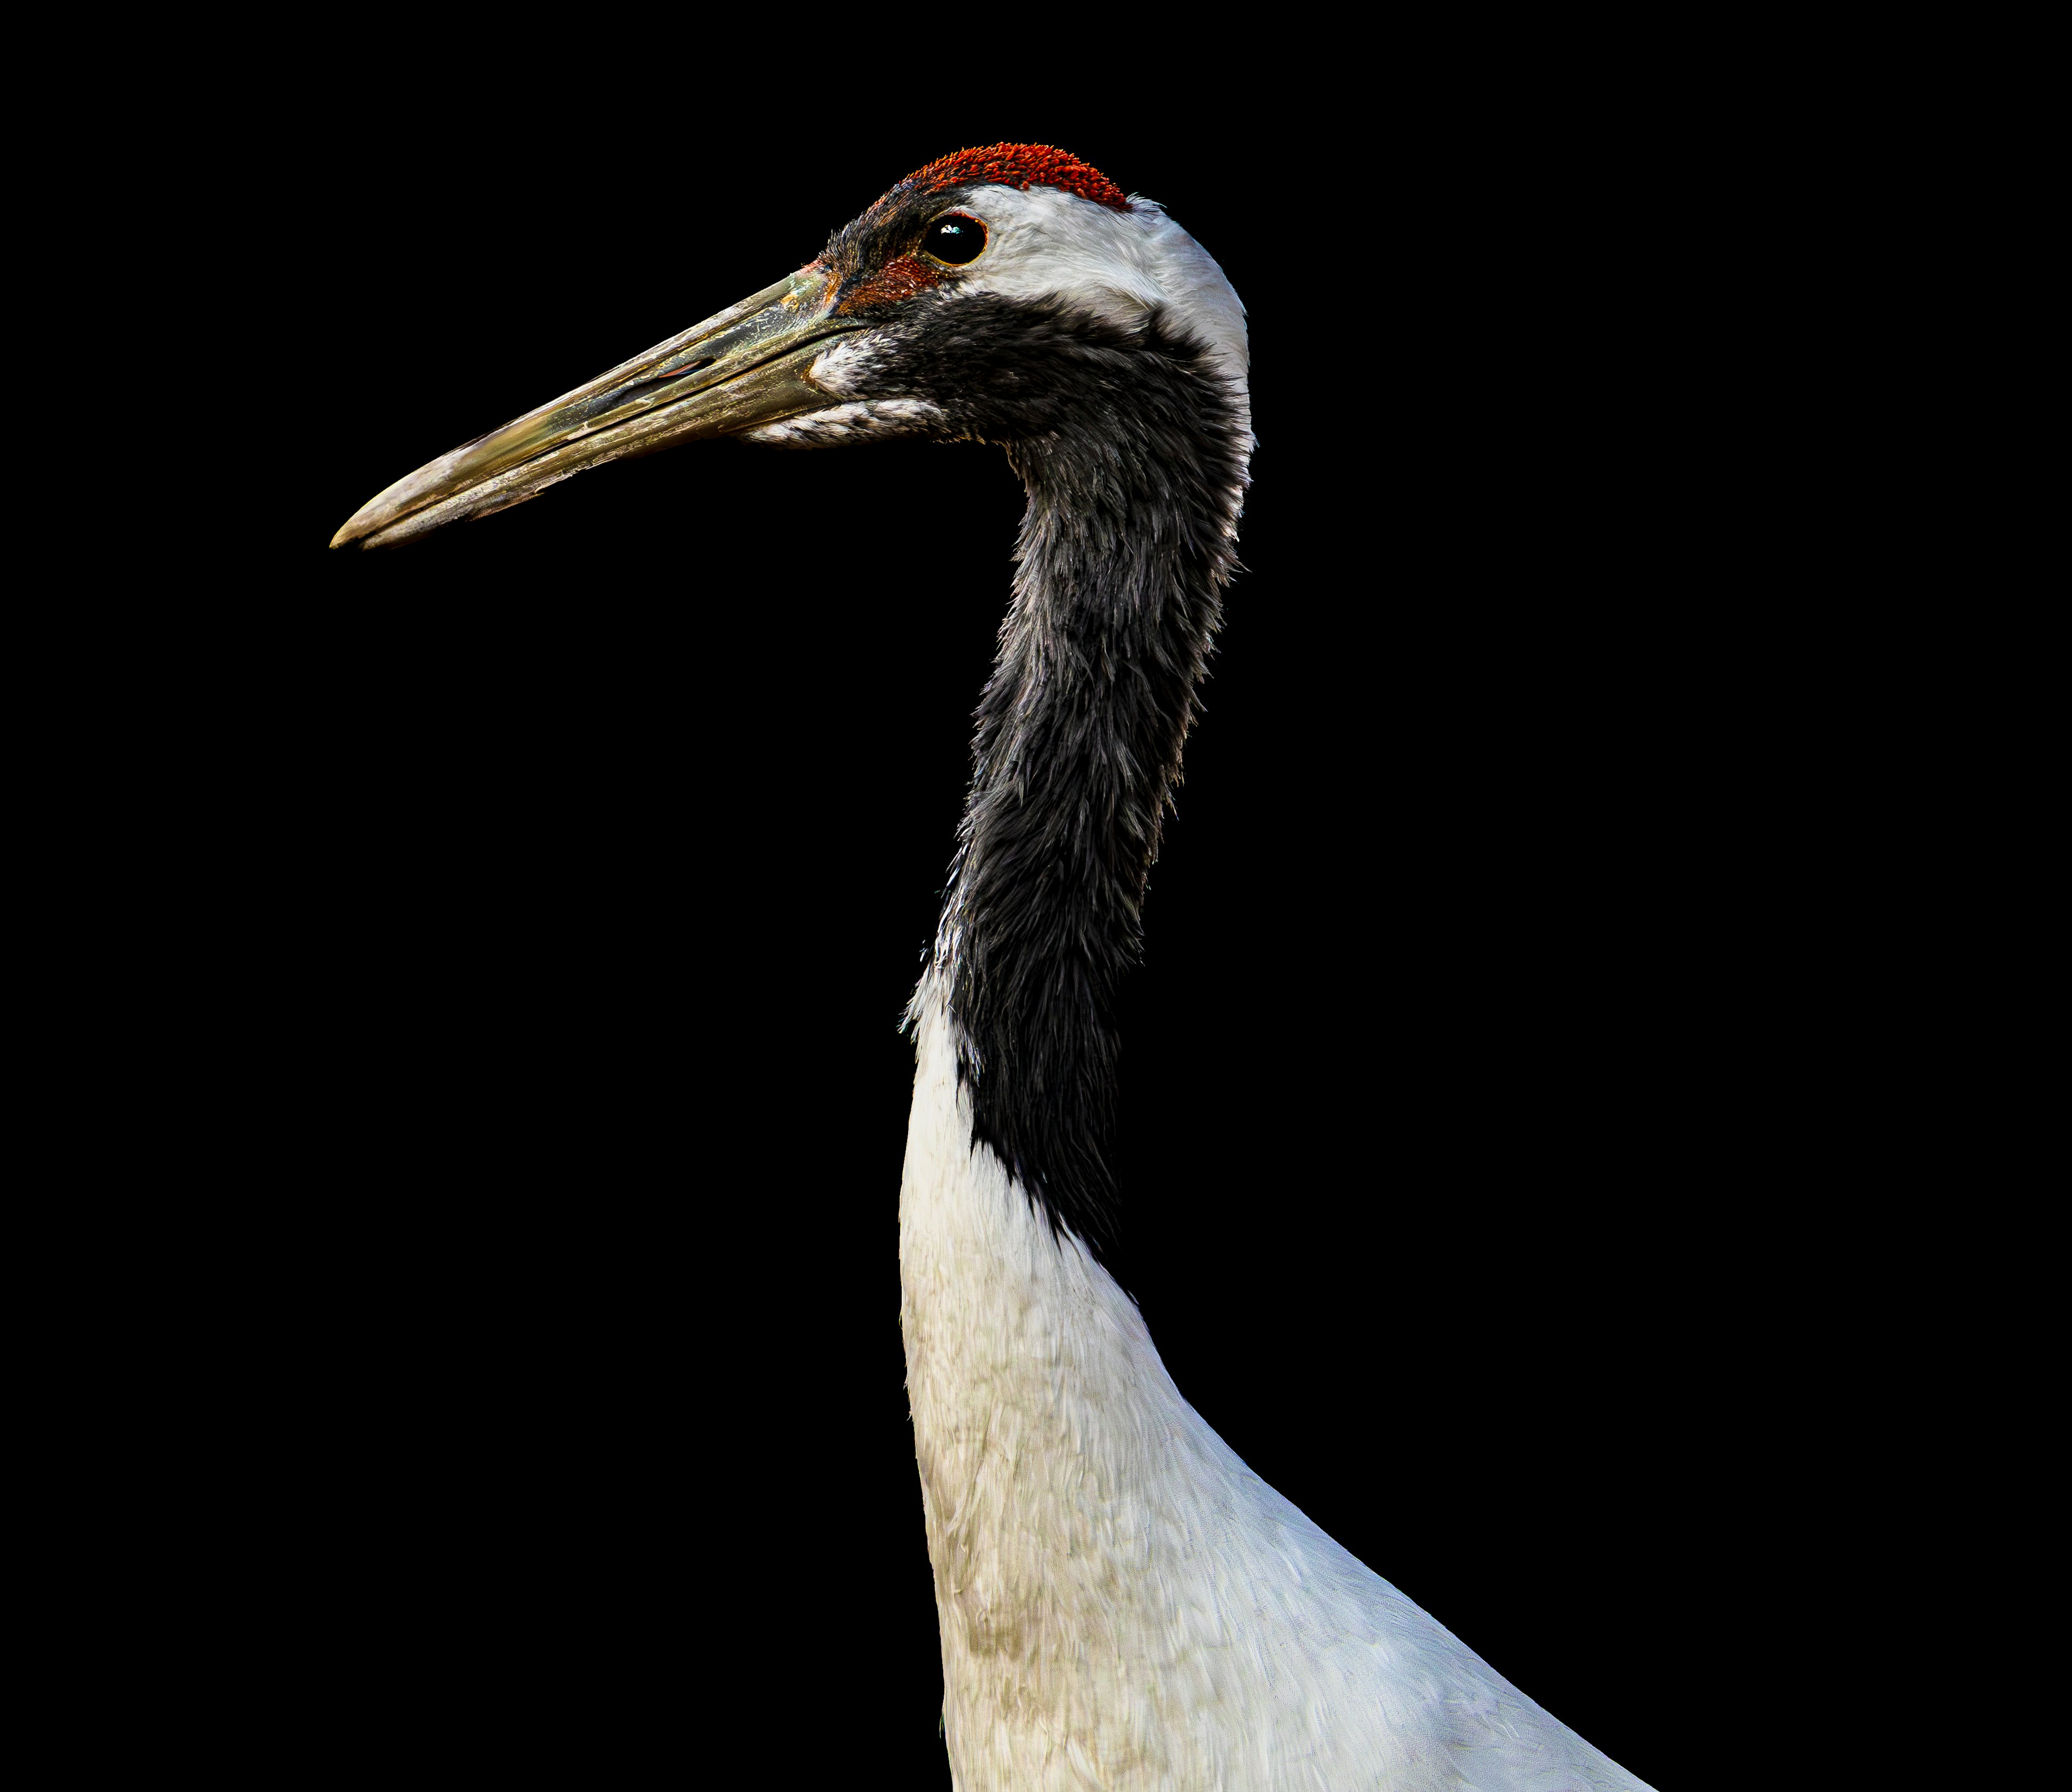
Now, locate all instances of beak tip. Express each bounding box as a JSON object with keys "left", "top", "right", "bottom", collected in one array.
[{"left": 330, "top": 507, "right": 381, "bottom": 550}]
